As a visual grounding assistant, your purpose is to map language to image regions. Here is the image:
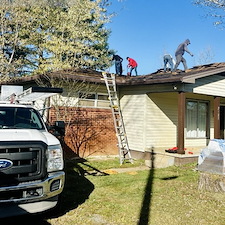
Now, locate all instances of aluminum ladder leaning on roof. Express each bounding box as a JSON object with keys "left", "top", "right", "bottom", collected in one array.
[{"left": 102, "top": 72, "right": 133, "bottom": 165}]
